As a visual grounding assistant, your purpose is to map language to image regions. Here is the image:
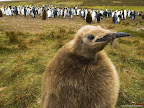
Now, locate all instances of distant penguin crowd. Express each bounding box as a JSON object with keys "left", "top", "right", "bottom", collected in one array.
[{"left": 0, "top": 5, "right": 143, "bottom": 23}]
